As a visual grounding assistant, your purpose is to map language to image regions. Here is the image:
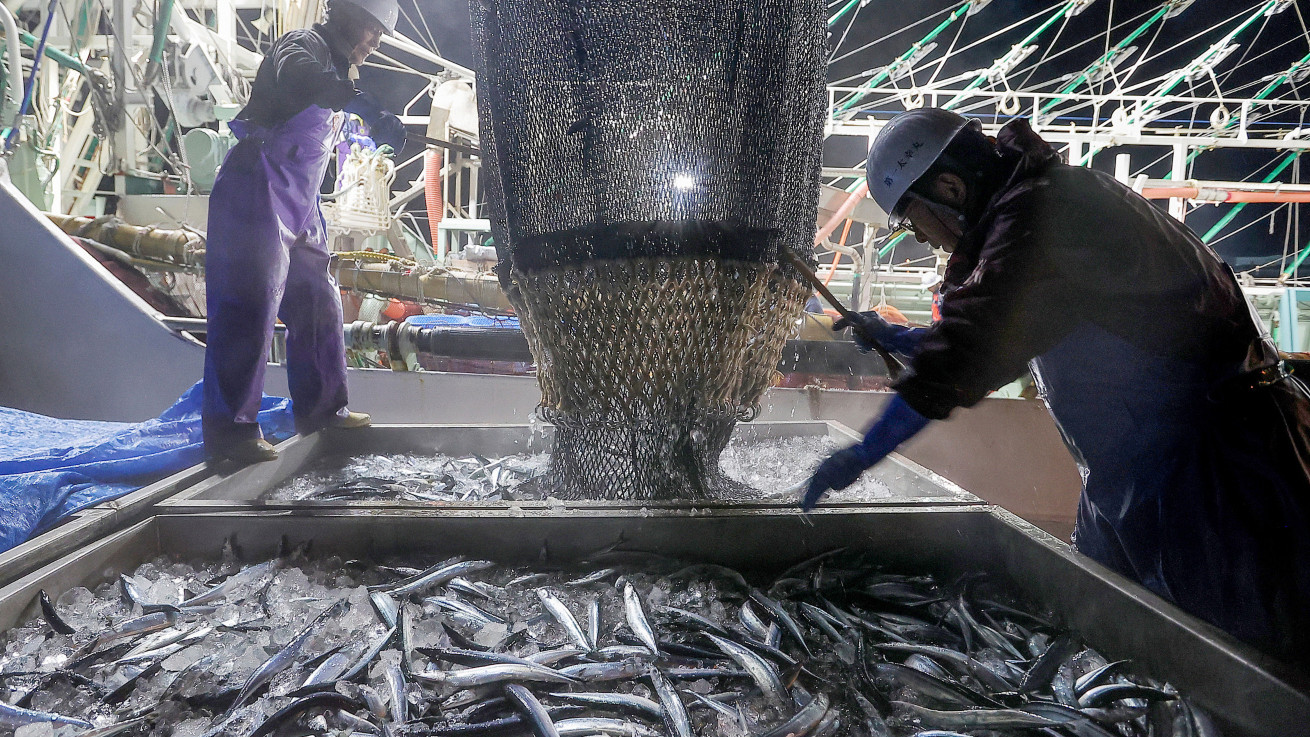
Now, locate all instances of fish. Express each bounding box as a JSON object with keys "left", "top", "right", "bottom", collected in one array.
[
  {"left": 412, "top": 662, "right": 579, "bottom": 692},
  {"left": 1074, "top": 659, "right": 1131, "bottom": 696},
  {"left": 894, "top": 701, "right": 1057, "bottom": 731},
  {"left": 704, "top": 633, "right": 787, "bottom": 706},
  {"left": 425, "top": 595, "right": 507, "bottom": 626},
  {"left": 553, "top": 717, "right": 661, "bottom": 737},
  {"left": 648, "top": 666, "right": 693, "bottom": 737},
  {"left": 229, "top": 599, "right": 348, "bottom": 712},
  {"left": 79, "top": 610, "right": 180, "bottom": 655},
  {"left": 761, "top": 691, "right": 830, "bottom": 737},
  {"left": 370, "top": 590, "right": 400, "bottom": 628},
  {"left": 248, "top": 691, "right": 360, "bottom": 737},
  {"left": 587, "top": 597, "right": 601, "bottom": 651},
  {"left": 181, "top": 560, "right": 276, "bottom": 607},
  {"left": 622, "top": 584, "right": 658, "bottom": 655},
  {"left": 549, "top": 691, "right": 664, "bottom": 720},
  {"left": 1079, "top": 683, "right": 1178, "bottom": 709},
  {"left": 38, "top": 591, "right": 75, "bottom": 635},
  {"left": 119, "top": 574, "right": 181, "bottom": 614},
  {"left": 505, "top": 683, "right": 561, "bottom": 737},
  {"left": 376, "top": 558, "right": 495, "bottom": 597},
  {"left": 558, "top": 657, "right": 651, "bottom": 683},
  {"left": 749, "top": 589, "right": 812, "bottom": 658},
  {"left": 385, "top": 662, "right": 408, "bottom": 723},
  {"left": 0, "top": 700, "right": 93, "bottom": 729},
  {"left": 538, "top": 589, "right": 592, "bottom": 651},
  {"left": 657, "top": 606, "right": 730, "bottom": 638}
]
